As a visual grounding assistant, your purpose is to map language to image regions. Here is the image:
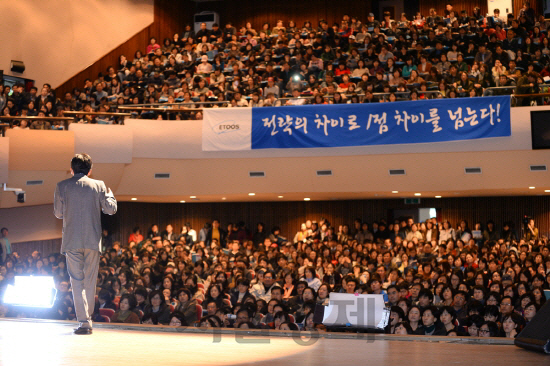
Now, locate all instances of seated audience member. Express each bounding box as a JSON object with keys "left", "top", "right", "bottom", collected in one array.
[
  {"left": 143, "top": 290, "right": 172, "bottom": 325},
  {"left": 111, "top": 294, "right": 140, "bottom": 323}
]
